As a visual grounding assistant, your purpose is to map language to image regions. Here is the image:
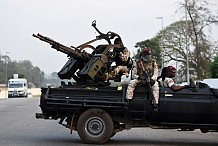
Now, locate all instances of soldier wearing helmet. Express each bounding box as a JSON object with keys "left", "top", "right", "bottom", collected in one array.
[
  {"left": 126, "top": 48, "right": 159, "bottom": 110},
  {"left": 158, "top": 66, "right": 189, "bottom": 91}
]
